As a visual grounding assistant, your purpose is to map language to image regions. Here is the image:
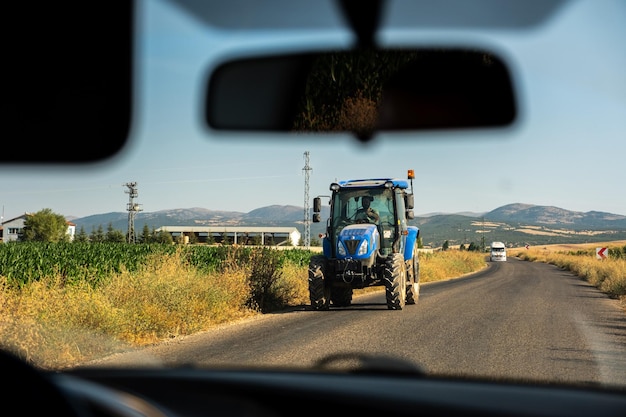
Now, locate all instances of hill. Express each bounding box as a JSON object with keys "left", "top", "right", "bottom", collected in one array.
[
  {"left": 487, "top": 203, "right": 626, "bottom": 229},
  {"left": 70, "top": 203, "right": 626, "bottom": 248}
]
